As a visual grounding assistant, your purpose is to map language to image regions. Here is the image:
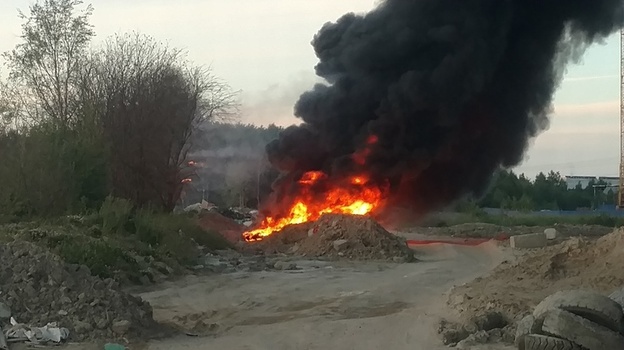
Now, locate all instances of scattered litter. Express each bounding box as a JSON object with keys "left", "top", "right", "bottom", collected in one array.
[{"left": 5, "top": 317, "right": 69, "bottom": 345}]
